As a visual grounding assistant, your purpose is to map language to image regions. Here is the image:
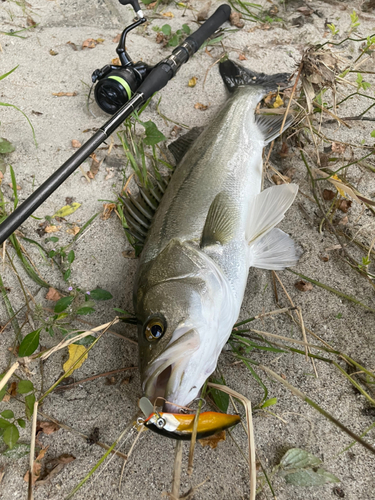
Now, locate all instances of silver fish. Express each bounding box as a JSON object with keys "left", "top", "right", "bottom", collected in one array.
[{"left": 132, "top": 60, "right": 299, "bottom": 415}]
